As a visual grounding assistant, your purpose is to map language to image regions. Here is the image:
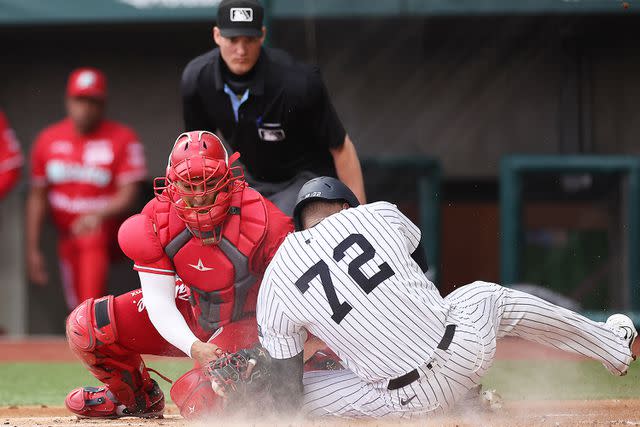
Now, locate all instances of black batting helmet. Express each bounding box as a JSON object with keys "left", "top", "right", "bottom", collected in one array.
[{"left": 292, "top": 176, "right": 360, "bottom": 231}]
